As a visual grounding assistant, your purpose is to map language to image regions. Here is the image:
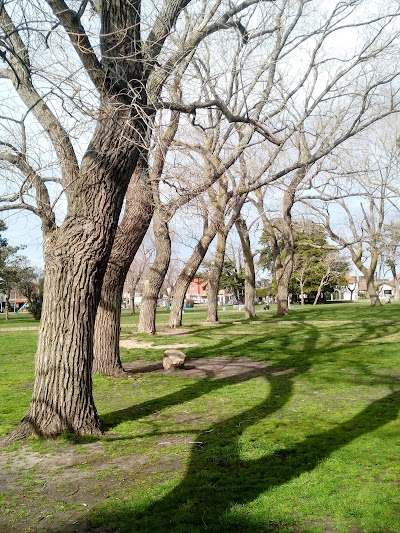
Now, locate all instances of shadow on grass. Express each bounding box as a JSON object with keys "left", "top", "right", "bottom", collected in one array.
[
  {"left": 83, "top": 389, "right": 399, "bottom": 532},
  {"left": 68, "top": 321, "right": 399, "bottom": 531}
]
